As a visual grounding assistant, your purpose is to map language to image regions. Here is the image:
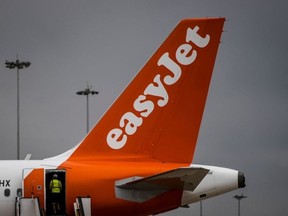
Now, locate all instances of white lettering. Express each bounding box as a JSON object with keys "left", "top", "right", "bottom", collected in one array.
[
  {"left": 133, "top": 95, "right": 154, "bottom": 117},
  {"left": 176, "top": 43, "right": 197, "bottom": 65},
  {"left": 107, "top": 128, "right": 127, "bottom": 149},
  {"left": 186, "top": 26, "right": 210, "bottom": 48},
  {"left": 120, "top": 112, "right": 143, "bottom": 135},
  {"left": 158, "top": 53, "right": 182, "bottom": 85},
  {"left": 107, "top": 25, "right": 211, "bottom": 149},
  {"left": 144, "top": 74, "right": 168, "bottom": 107}
]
